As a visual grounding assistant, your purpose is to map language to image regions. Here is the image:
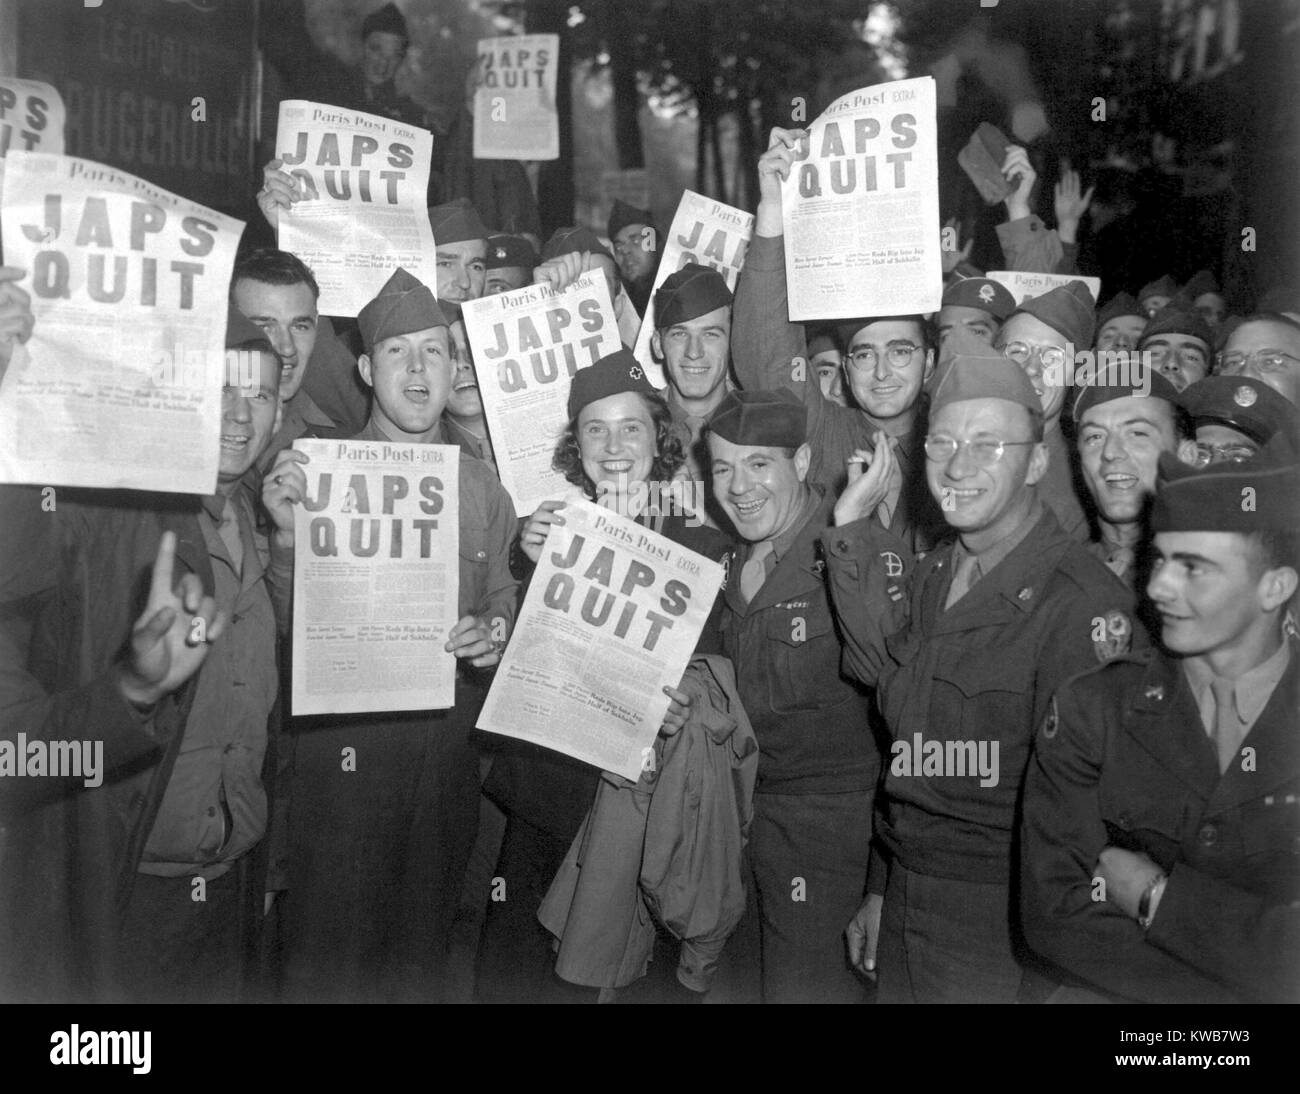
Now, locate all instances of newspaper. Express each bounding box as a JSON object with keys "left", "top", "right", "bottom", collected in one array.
[
  {"left": 477, "top": 498, "right": 724, "bottom": 781},
  {"left": 782, "top": 76, "right": 941, "bottom": 320},
  {"left": 986, "top": 270, "right": 1102, "bottom": 307},
  {"left": 472, "top": 34, "right": 560, "bottom": 161},
  {"left": 631, "top": 189, "right": 753, "bottom": 388},
  {"left": 275, "top": 100, "right": 436, "bottom": 317},
  {"left": 291, "top": 438, "right": 461, "bottom": 716},
  {"left": 460, "top": 271, "right": 622, "bottom": 516},
  {"left": 0, "top": 79, "right": 65, "bottom": 194},
  {"left": 0, "top": 152, "right": 242, "bottom": 494}
]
